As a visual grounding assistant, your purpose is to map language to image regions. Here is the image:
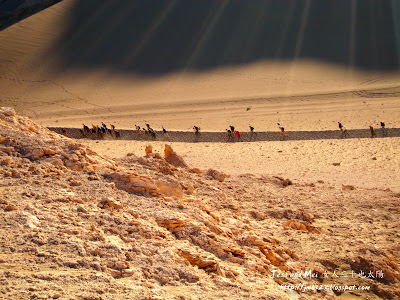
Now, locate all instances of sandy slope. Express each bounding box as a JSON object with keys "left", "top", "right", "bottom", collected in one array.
[{"left": 0, "top": 1, "right": 400, "bottom": 132}]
